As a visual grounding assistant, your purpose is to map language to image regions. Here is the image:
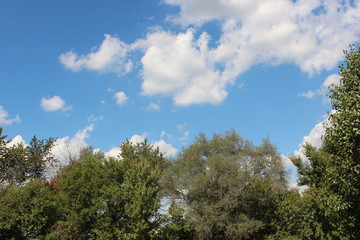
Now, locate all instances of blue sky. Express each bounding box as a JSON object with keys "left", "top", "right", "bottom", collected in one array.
[{"left": 1, "top": 0, "right": 359, "bottom": 183}]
